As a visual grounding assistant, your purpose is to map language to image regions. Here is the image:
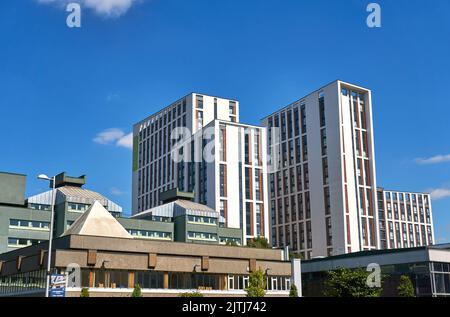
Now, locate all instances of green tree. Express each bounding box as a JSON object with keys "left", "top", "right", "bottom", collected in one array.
[
  {"left": 325, "top": 267, "right": 381, "bottom": 297},
  {"left": 179, "top": 291, "right": 204, "bottom": 297},
  {"left": 131, "top": 284, "right": 142, "bottom": 297},
  {"left": 246, "top": 269, "right": 266, "bottom": 297},
  {"left": 80, "top": 288, "right": 90, "bottom": 297},
  {"left": 289, "top": 252, "right": 303, "bottom": 260},
  {"left": 247, "top": 237, "right": 270, "bottom": 249},
  {"left": 397, "top": 275, "right": 415, "bottom": 297},
  {"left": 289, "top": 284, "right": 299, "bottom": 297}
]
